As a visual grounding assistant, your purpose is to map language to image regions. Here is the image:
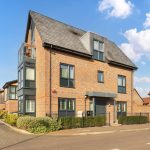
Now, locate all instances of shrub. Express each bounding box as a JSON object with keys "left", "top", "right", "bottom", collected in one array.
[
  {"left": 60, "top": 116, "right": 106, "bottom": 129},
  {"left": 17, "top": 116, "right": 62, "bottom": 133},
  {"left": 4, "top": 114, "right": 18, "bottom": 126},
  {"left": 0, "top": 110, "right": 7, "bottom": 119},
  {"left": 16, "top": 116, "right": 35, "bottom": 129},
  {"left": 118, "top": 116, "right": 148, "bottom": 125}
]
